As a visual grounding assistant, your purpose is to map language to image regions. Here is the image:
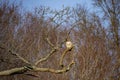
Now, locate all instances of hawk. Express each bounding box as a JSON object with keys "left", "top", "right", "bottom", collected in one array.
[{"left": 65, "top": 41, "right": 73, "bottom": 50}]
